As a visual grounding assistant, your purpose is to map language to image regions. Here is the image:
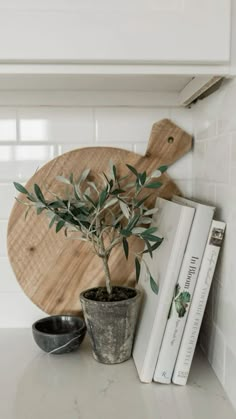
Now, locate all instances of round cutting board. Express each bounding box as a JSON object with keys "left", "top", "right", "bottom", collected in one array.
[{"left": 7, "top": 119, "right": 192, "bottom": 315}]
